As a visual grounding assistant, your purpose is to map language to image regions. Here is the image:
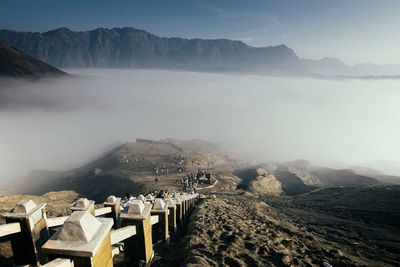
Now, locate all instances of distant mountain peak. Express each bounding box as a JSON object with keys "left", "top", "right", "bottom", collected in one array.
[
  {"left": 44, "top": 27, "right": 73, "bottom": 35},
  {"left": 319, "top": 57, "right": 345, "bottom": 64}
]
